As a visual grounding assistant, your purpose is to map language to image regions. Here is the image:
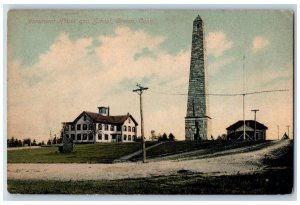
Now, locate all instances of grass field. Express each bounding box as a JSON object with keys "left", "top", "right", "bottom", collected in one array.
[
  {"left": 7, "top": 168, "right": 293, "bottom": 194},
  {"left": 8, "top": 142, "right": 153, "bottom": 163},
  {"left": 8, "top": 140, "right": 273, "bottom": 163}
]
